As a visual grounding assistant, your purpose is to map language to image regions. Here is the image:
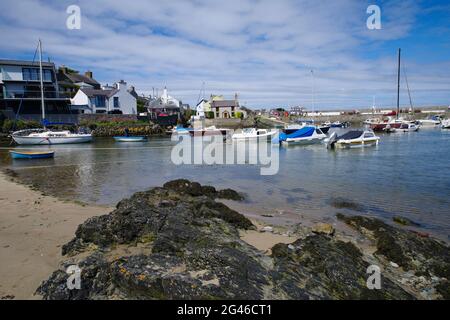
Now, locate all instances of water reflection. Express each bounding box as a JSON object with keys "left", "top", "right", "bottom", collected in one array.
[{"left": 1, "top": 128, "right": 449, "bottom": 239}]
